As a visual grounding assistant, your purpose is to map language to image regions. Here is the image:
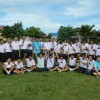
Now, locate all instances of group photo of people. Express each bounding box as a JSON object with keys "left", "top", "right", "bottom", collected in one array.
[{"left": 0, "top": 36, "right": 100, "bottom": 78}]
